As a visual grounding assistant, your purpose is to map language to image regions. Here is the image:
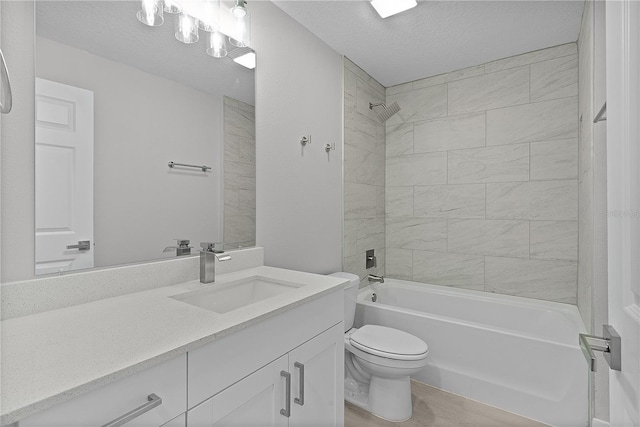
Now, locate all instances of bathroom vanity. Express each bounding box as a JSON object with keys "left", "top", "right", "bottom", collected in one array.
[{"left": 1, "top": 256, "right": 345, "bottom": 426}]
